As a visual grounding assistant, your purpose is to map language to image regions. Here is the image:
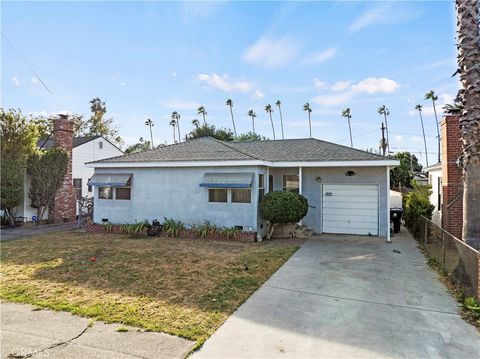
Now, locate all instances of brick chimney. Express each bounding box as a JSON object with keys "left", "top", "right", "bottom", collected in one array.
[
  {"left": 49, "top": 114, "right": 76, "bottom": 223},
  {"left": 441, "top": 114, "right": 463, "bottom": 239}
]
